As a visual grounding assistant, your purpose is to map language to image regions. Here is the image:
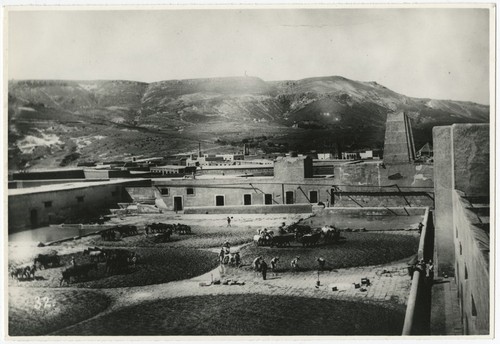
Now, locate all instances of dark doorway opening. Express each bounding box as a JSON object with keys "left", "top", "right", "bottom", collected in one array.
[
  {"left": 174, "top": 197, "right": 183, "bottom": 211},
  {"left": 30, "top": 209, "right": 38, "bottom": 228},
  {"left": 264, "top": 194, "right": 273, "bottom": 205},
  {"left": 309, "top": 191, "right": 318, "bottom": 203},
  {"left": 285, "top": 191, "right": 294, "bottom": 204}
]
